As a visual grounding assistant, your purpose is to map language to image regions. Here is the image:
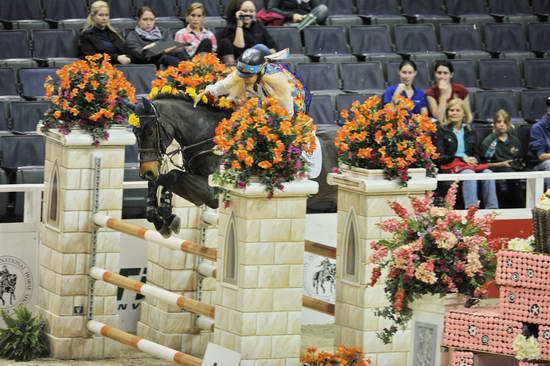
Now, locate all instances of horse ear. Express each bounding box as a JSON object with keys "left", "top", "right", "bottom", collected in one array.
[{"left": 142, "top": 97, "right": 154, "bottom": 114}]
